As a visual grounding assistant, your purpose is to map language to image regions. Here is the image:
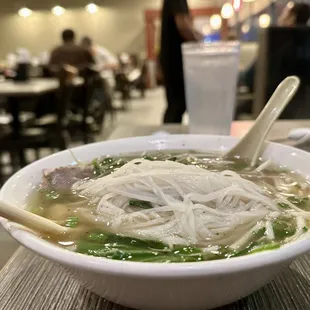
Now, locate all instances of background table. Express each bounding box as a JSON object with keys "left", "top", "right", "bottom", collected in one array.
[
  {"left": 0, "top": 77, "right": 84, "bottom": 136},
  {"left": 1, "top": 121, "right": 310, "bottom": 310},
  {"left": 0, "top": 78, "right": 83, "bottom": 97},
  {"left": 0, "top": 77, "right": 84, "bottom": 166},
  {"left": 0, "top": 79, "right": 63, "bottom": 140},
  {"left": 0, "top": 78, "right": 59, "bottom": 97},
  {"left": 108, "top": 120, "right": 310, "bottom": 143}
]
